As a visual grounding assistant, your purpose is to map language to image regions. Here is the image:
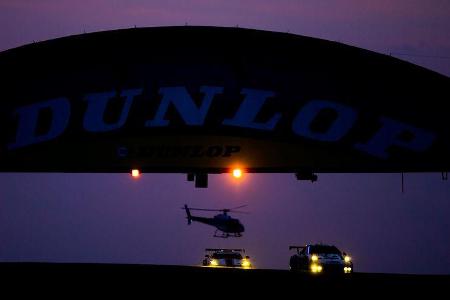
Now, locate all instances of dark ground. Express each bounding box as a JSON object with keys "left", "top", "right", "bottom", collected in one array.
[{"left": 1, "top": 263, "right": 448, "bottom": 296}]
